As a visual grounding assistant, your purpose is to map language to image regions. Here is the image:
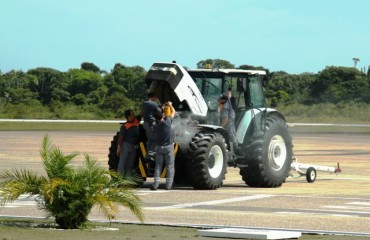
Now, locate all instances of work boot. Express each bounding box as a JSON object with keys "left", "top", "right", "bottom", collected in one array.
[{"left": 165, "top": 183, "right": 173, "bottom": 190}]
